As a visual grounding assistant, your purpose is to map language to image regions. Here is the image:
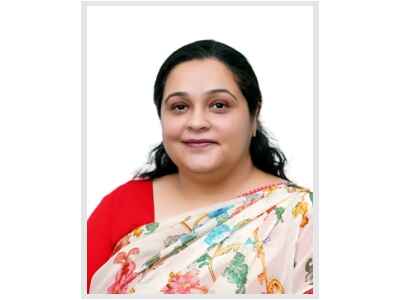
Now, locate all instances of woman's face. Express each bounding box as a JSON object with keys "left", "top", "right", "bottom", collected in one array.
[{"left": 160, "top": 58, "right": 257, "bottom": 176}]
